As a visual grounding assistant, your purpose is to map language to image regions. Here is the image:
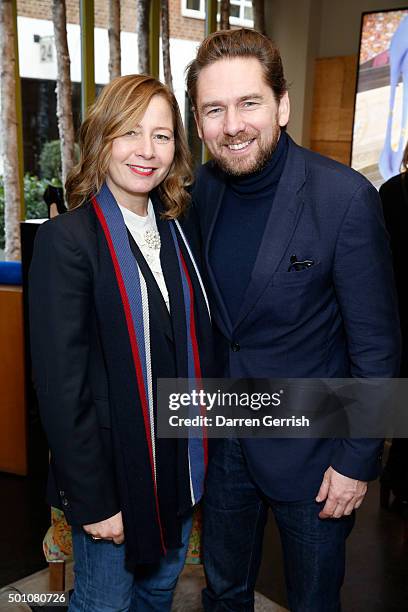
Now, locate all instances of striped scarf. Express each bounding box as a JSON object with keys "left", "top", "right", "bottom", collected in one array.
[{"left": 92, "top": 182, "right": 209, "bottom": 556}]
